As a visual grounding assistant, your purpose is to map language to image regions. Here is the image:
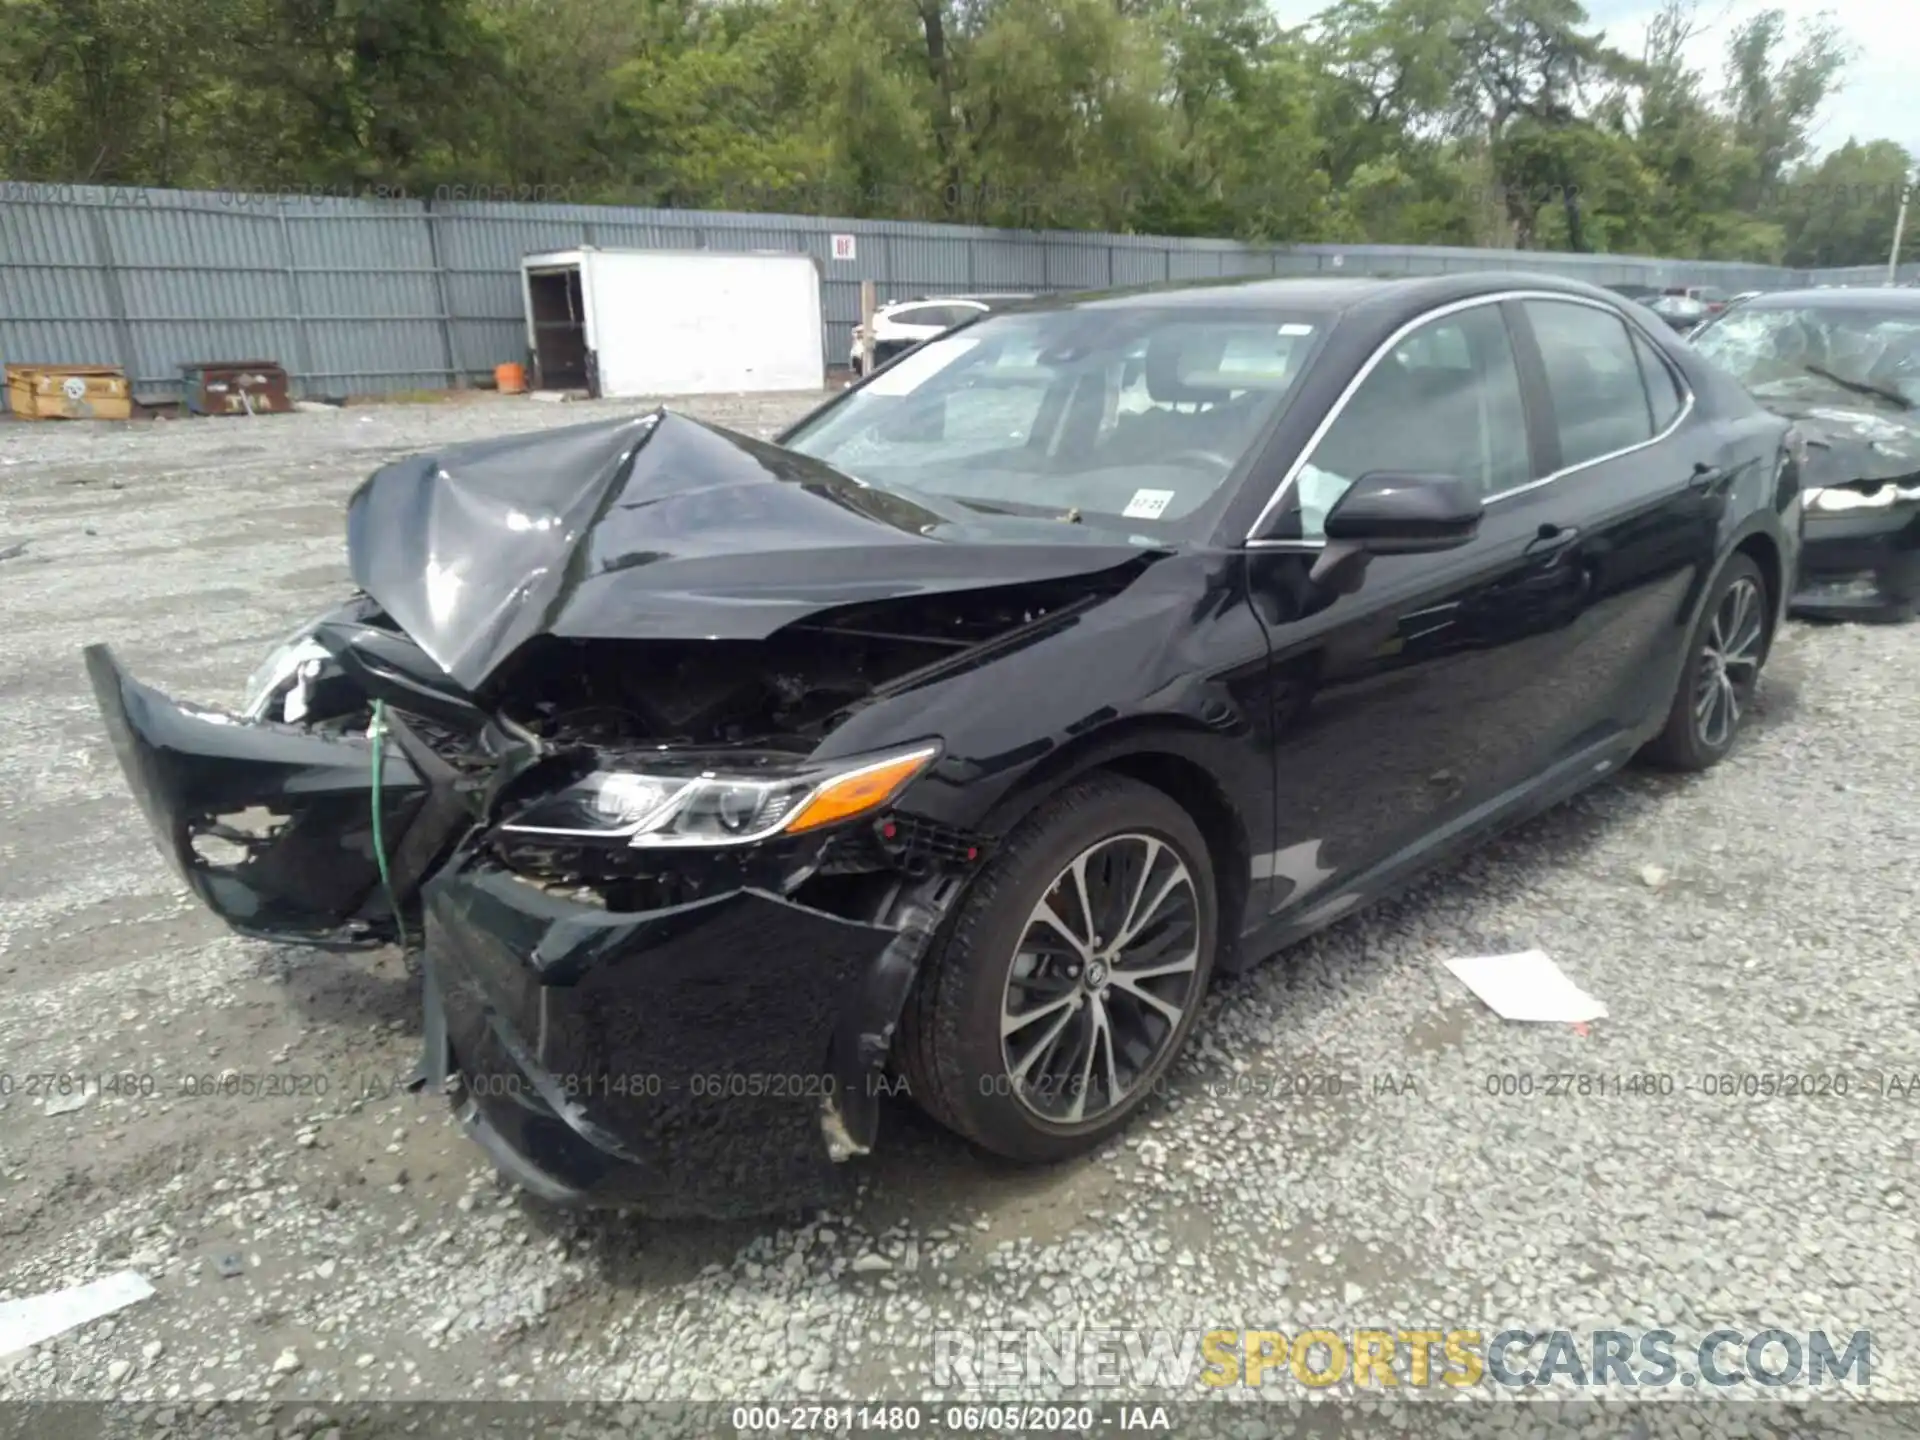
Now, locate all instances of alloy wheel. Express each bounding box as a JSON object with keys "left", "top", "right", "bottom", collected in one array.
[
  {"left": 1694, "top": 575, "right": 1764, "bottom": 750},
  {"left": 998, "top": 833, "right": 1203, "bottom": 1127}
]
